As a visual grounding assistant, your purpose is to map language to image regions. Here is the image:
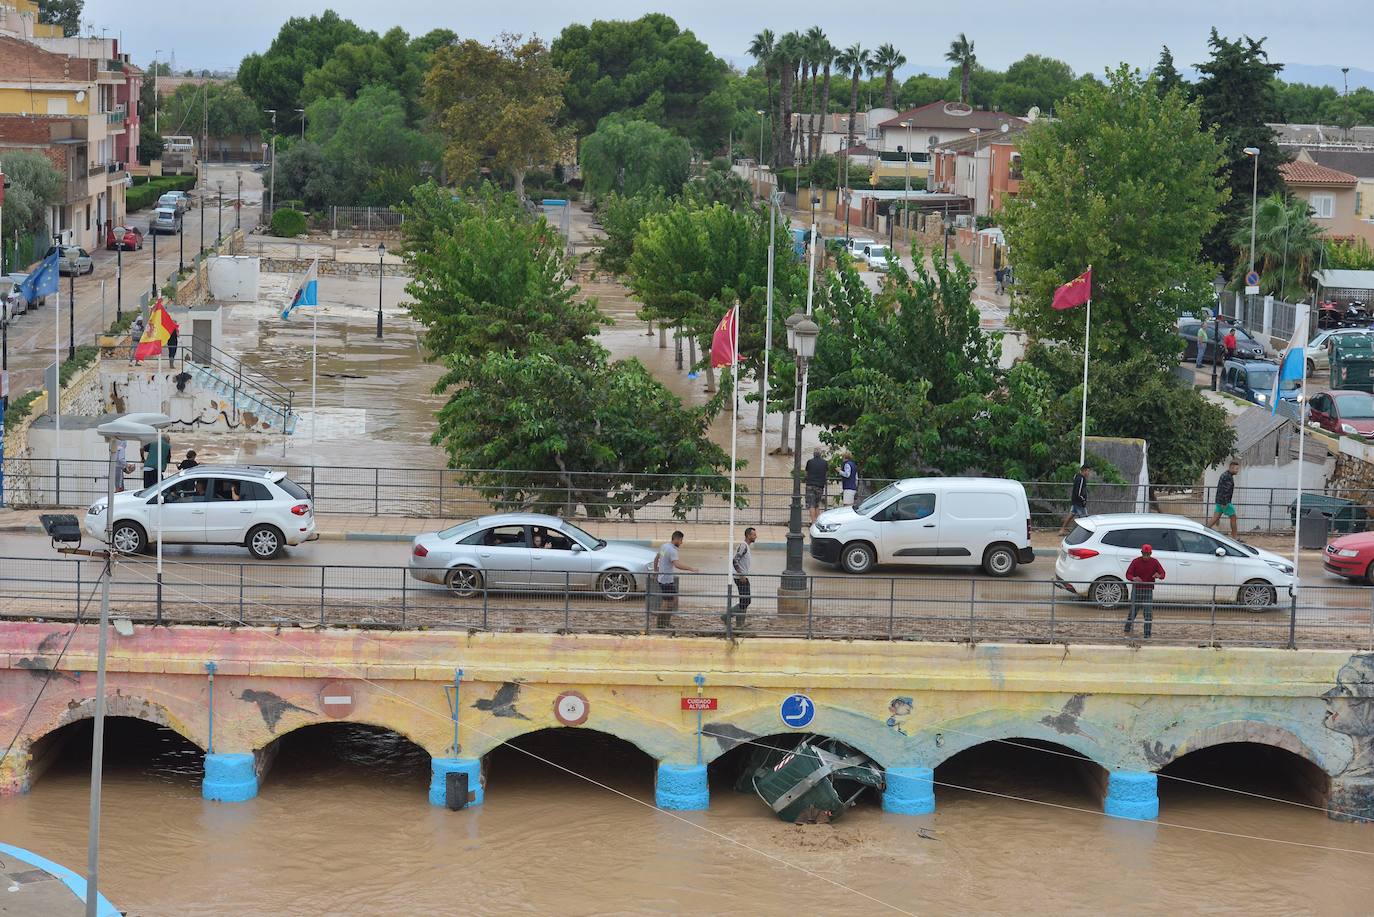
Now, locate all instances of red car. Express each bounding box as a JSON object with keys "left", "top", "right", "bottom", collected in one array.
[
  {"left": 105, "top": 224, "right": 144, "bottom": 251},
  {"left": 1307, "top": 390, "right": 1374, "bottom": 437},
  {"left": 1324, "top": 532, "right": 1374, "bottom": 583}
]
